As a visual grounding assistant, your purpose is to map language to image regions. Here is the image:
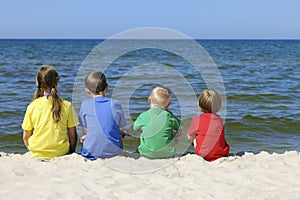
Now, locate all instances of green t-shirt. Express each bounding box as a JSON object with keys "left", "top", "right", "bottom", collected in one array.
[{"left": 133, "top": 108, "right": 181, "bottom": 159}]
